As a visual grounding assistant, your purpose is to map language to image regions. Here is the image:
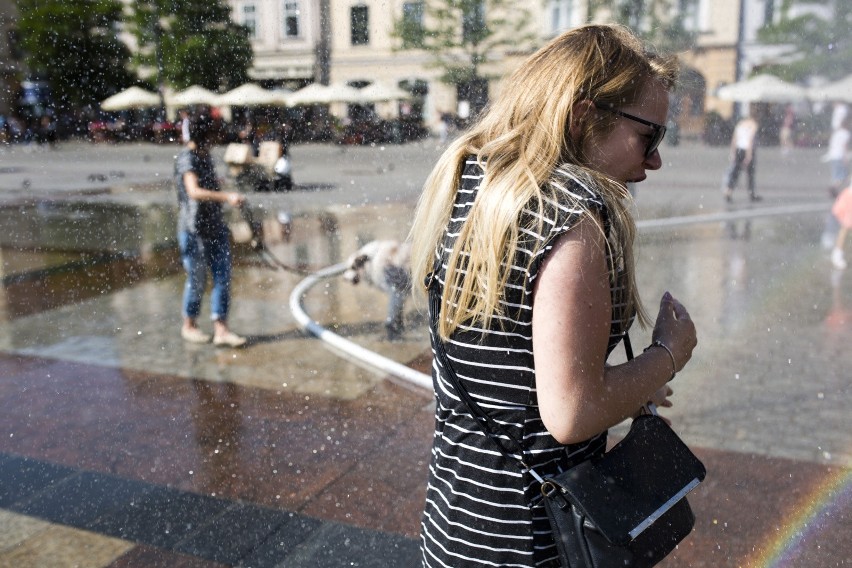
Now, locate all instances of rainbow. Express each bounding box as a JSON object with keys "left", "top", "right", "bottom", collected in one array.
[{"left": 747, "top": 467, "right": 852, "bottom": 567}]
